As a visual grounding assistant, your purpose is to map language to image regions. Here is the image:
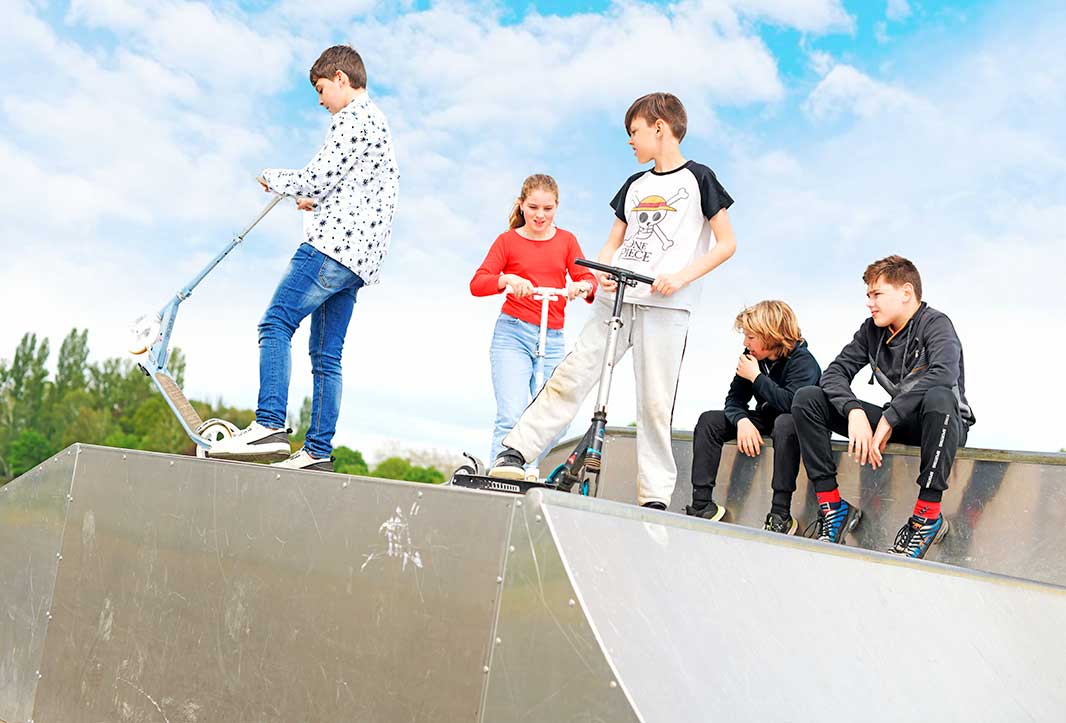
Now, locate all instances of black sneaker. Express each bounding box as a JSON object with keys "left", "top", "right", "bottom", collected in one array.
[
  {"left": 488, "top": 447, "right": 526, "bottom": 480},
  {"left": 763, "top": 511, "right": 797, "bottom": 535},
  {"left": 641, "top": 501, "right": 667, "bottom": 511},
  {"left": 811, "top": 499, "right": 862, "bottom": 544},
  {"left": 684, "top": 501, "right": 726, "bottom": 522},
  {"left": 889, "top": 514, "right": 949, "bottom": 559}
]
